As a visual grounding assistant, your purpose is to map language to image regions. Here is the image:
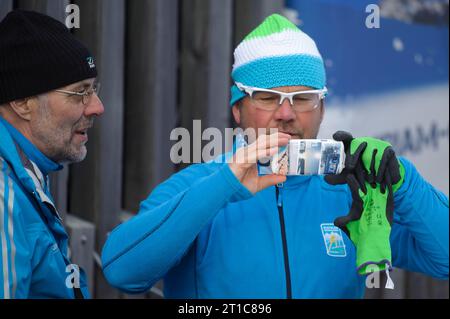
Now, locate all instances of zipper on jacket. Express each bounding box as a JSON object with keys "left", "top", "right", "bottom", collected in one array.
[{"left": 276, "top": 184, "right": 292, "bottom": 299}]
